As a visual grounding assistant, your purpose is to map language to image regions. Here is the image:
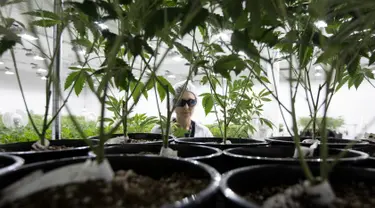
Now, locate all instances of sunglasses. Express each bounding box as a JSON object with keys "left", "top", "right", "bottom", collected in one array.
[{"left": 175, "top": 99, "right": 197, "bottom": 107}]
